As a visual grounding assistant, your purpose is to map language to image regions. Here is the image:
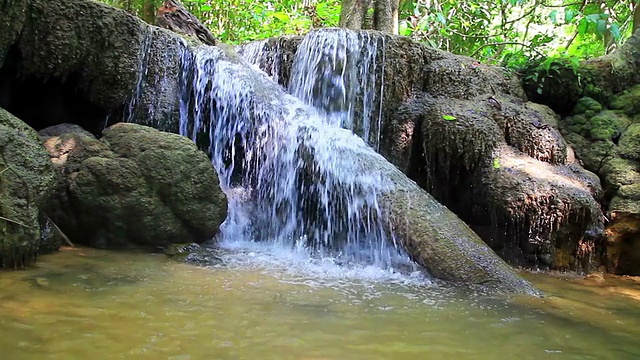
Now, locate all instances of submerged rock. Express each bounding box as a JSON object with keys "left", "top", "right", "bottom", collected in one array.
[
  {"left": 41, "top": 123, "right": 227, "bottom": 249},
  {"left": 0, "top": 108, "right": 55, "bottom": 268},
  {"left": 165, "top": 243, "right": 224, "bottom": 266}
]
